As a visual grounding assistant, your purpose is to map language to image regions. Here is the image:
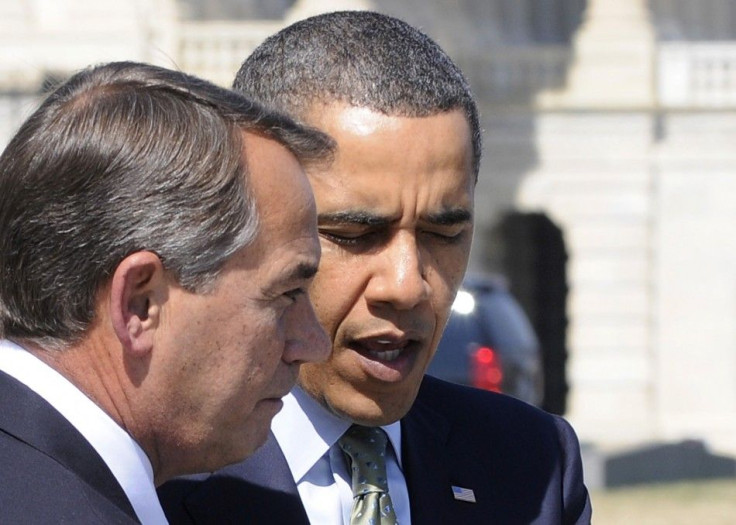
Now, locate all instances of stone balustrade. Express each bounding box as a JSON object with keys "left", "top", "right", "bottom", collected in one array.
[
  {"left": 177, "top": 20, "right": 284, "bottom": 87},
  {"left": 659, "top": 42, "right": 736, "bottom": 107}
]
